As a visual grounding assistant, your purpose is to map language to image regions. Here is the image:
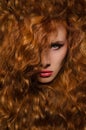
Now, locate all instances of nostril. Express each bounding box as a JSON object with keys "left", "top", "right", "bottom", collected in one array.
[
  {"left": 40, "top": 63, "right": 50, "bottom": 68},
  {"left": 46, "top": 64, "right": 50, "bottom": 67}
]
